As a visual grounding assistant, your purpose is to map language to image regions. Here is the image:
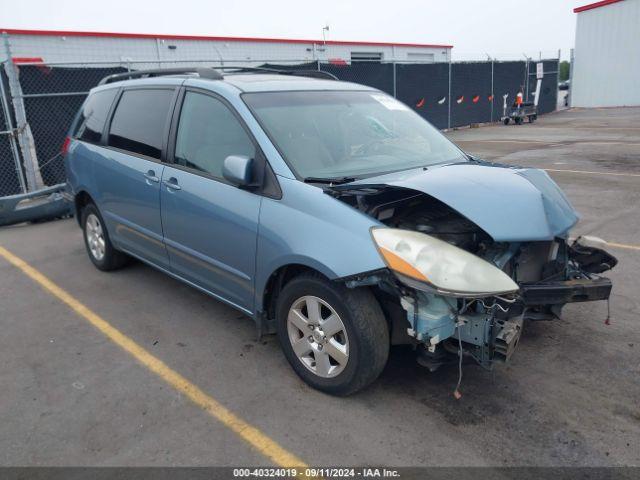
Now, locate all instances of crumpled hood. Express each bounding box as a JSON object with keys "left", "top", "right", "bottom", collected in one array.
[{"left": 347, "top": 163, "right": 579, "bottom": 242}]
